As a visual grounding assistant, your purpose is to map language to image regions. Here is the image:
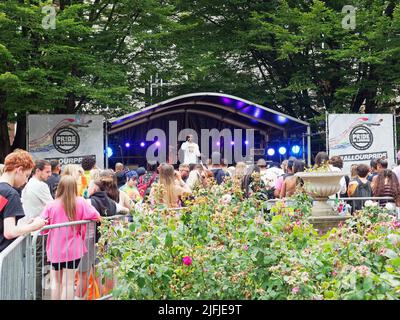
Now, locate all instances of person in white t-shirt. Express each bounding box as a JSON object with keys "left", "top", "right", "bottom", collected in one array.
[
  {"left": 180, "top": 135, "right": 200, "bottom": 165},
  {"left": 21, "top": 160, "right": 53, "bottom": 219},
  {"left": 392, "top": 151, "right": 400, "bottom": 184},
  {"left": 21, "top": 159, "right": 53, "bottom": 300}
]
